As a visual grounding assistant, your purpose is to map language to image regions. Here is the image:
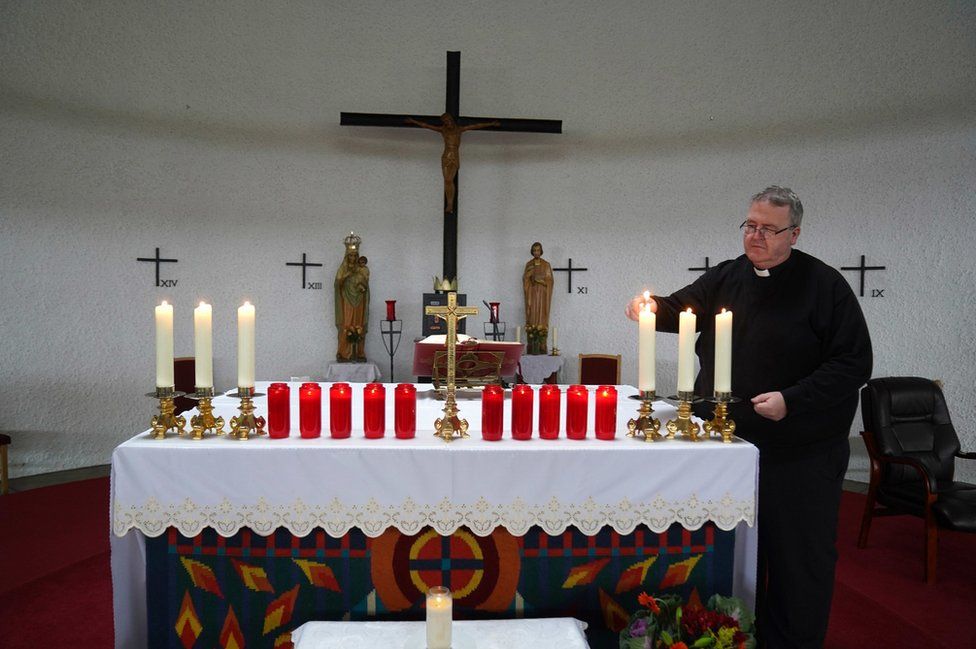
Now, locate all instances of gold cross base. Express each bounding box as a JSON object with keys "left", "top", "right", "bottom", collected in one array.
[{"left": 434, "top": 393, "right": 469, "bottom": 442}]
